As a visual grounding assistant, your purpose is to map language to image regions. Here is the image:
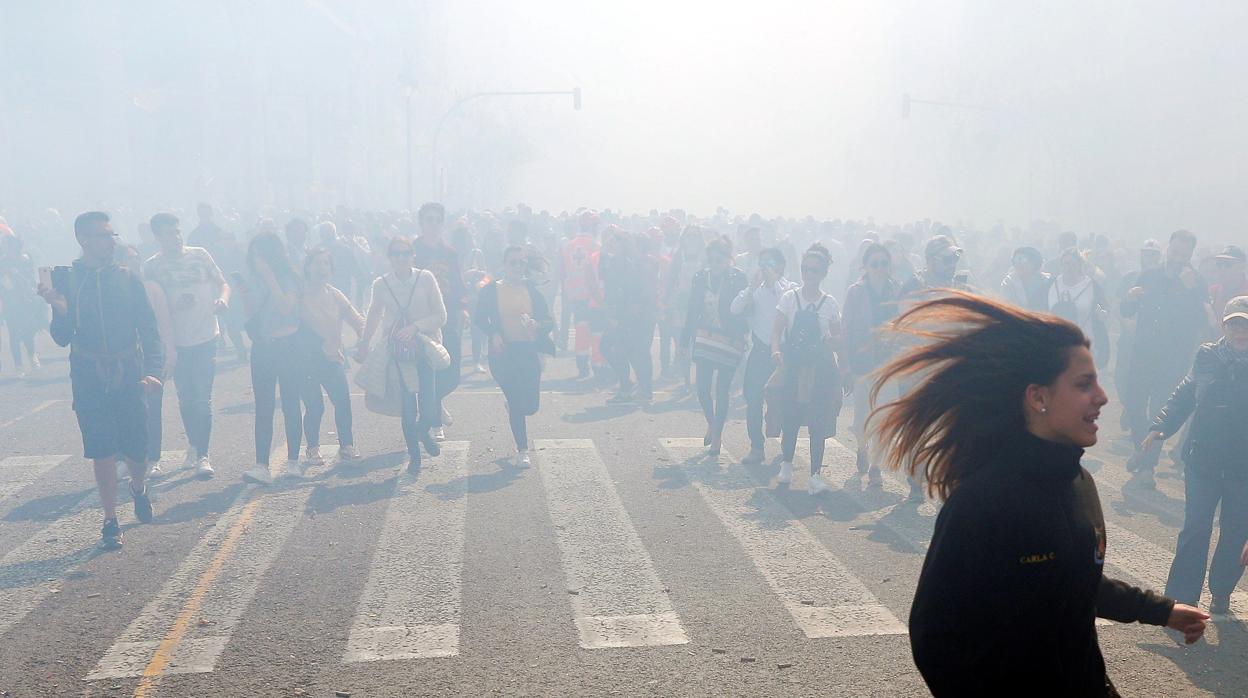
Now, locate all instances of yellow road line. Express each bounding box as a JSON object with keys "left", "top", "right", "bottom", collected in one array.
[{"left": 132, "top": 495, "right": 263, "bottom": 698}]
